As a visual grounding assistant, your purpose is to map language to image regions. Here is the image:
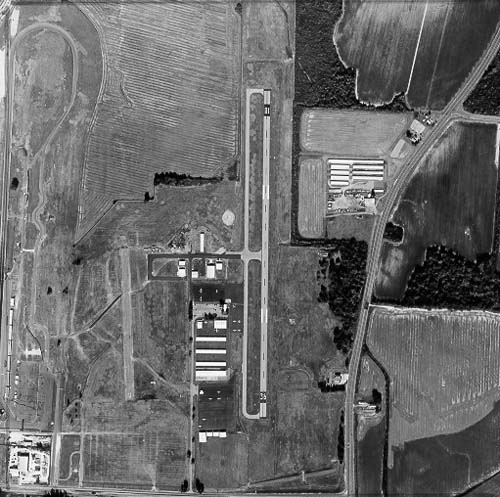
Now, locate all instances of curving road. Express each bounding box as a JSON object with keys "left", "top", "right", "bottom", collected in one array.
[
  {"left": 0, "top": 19, "right": 80, "bottom": 488},
  {"left": 344, "top": 22, "right": 500, "bottom": 496}
]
